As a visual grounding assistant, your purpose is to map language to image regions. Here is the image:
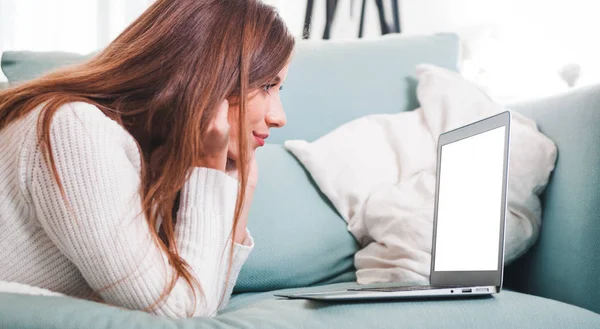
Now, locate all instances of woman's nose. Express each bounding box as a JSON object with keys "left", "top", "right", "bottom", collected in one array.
[{"left": 266, "top": 104, "right": 286, "bottom": 128}]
